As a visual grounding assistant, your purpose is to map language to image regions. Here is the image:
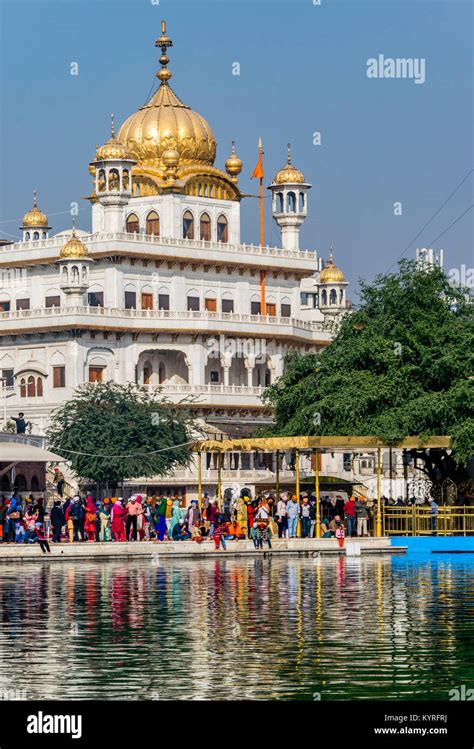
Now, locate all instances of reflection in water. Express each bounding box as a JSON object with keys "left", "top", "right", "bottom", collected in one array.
[{"left": 0, "top": 555, "right": 472, "bottom": 700}]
